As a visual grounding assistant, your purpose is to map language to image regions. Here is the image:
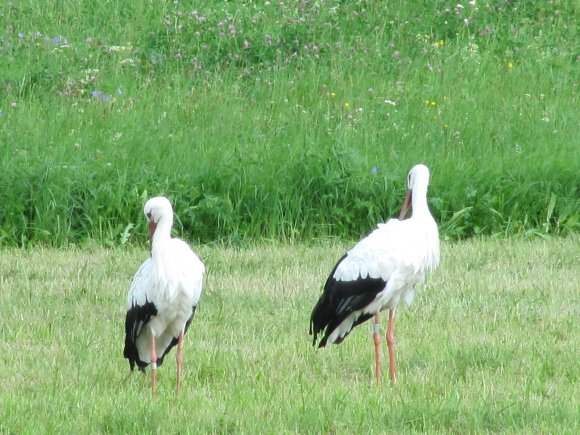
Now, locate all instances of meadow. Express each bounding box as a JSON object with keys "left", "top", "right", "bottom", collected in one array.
[
  {"left": 0, "top": 1, "right": 578, "bottom": 246},
  {"left": 0, "top": 2, "right": 578, "bottom": 432},
  {"left": 0, "top": 238, "right": 578, "bottom": 433}
]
